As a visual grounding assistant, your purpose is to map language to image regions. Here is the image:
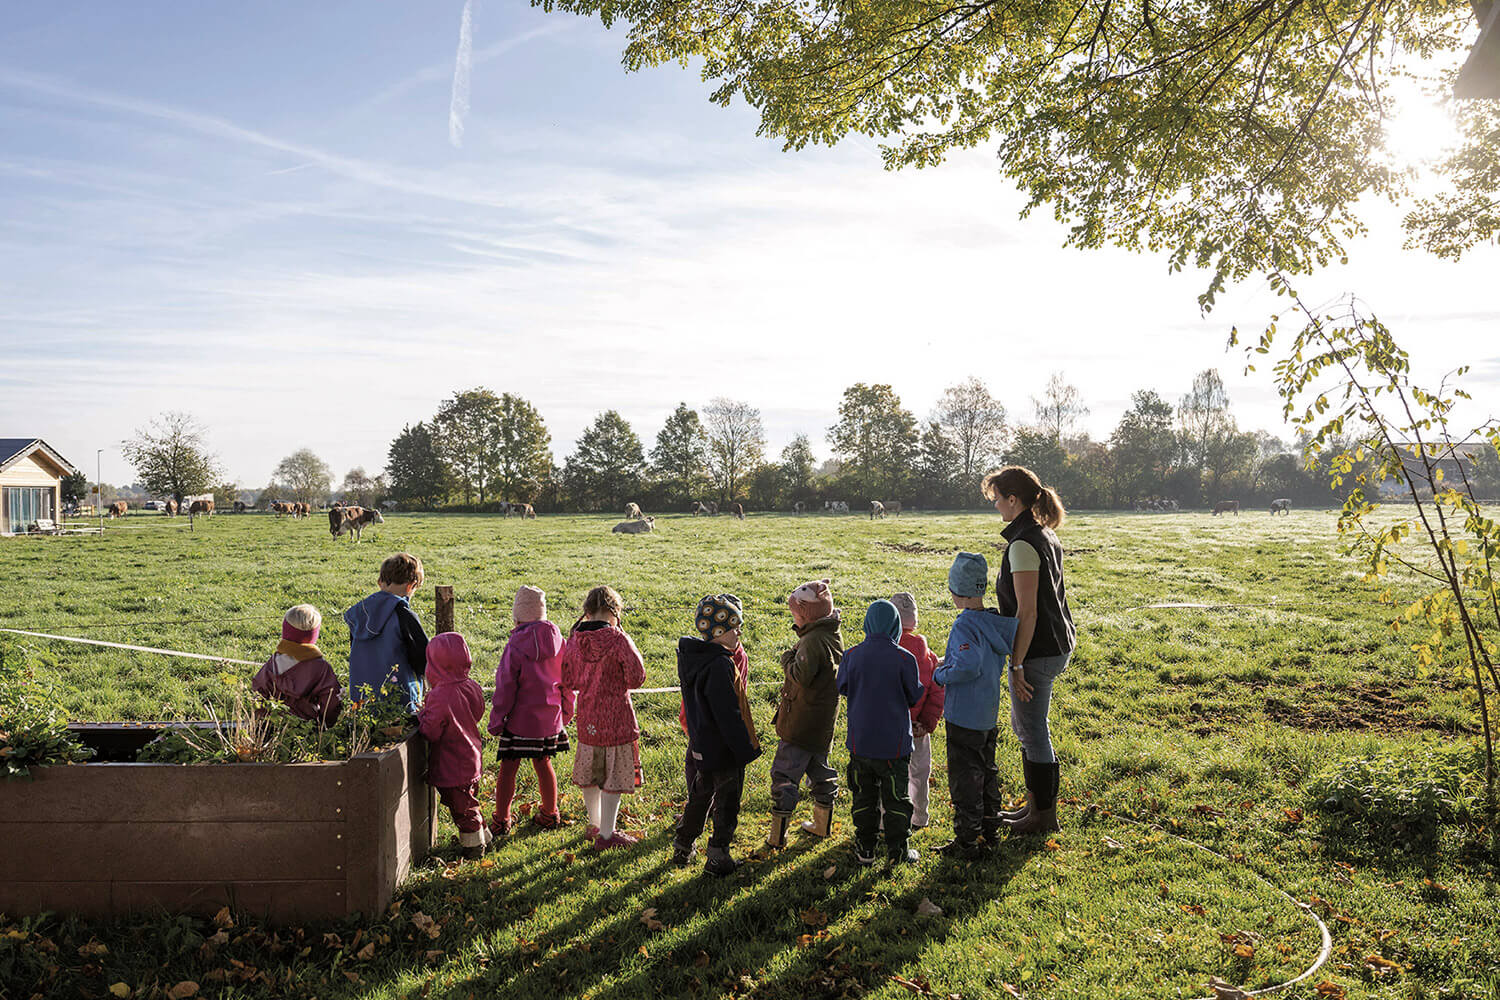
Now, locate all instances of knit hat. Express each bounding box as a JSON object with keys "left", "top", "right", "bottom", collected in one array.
[
  {"left": 863, "top": 599, "right": 902, "bottom": 642},
  {"left": 282, "top": 604, "right": 321, "bottom": 644},
  {"left": 514, "top": 585, "right": 546, "bottom": 624},
  {"left": 787, "top": 579, "right": 834, "bottom": 622},
  {"left": 948, "top": 552, "right": 989, "bottom": 598},
  {"left": 889, "top": 592, "right": 918, "bottom": 630},
  {"left": 695, "top": 594, "right": 744, "bottom": 639}
]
